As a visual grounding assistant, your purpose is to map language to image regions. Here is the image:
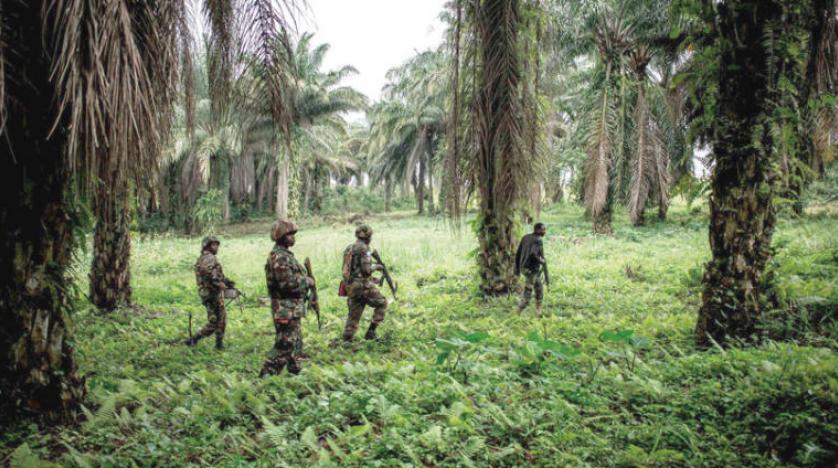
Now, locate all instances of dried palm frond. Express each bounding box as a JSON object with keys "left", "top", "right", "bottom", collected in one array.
[
  {"left": 226, "top": 0, "right": 300, "bottom": 137},
  {"left": 474, "top": 0, "right": 528, "bottom": 212},
  {"left": 627, "top": 45, "right": 655, "bottom": 225},
  {"left": 204, "top": 0, "right": 235, "bottom": 118},
  {"left": 584, "top": 81, "right": 616, "bottom": 218},
  {"left": 45, "top": 0, "right": 181, "bottom": 194},
  {"left": 180, "top": 5, "right": 196, "bottom": 139}
]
